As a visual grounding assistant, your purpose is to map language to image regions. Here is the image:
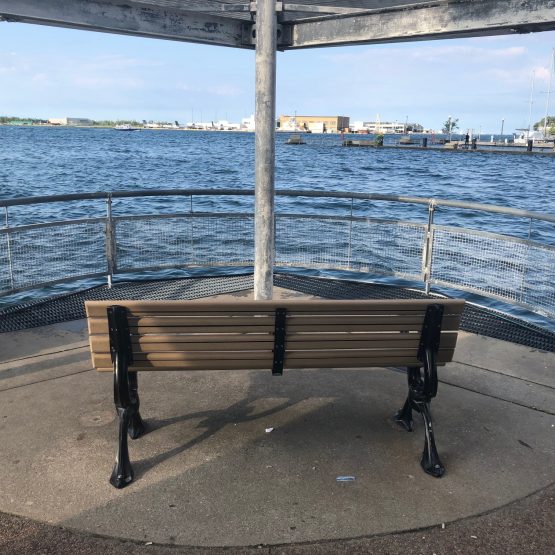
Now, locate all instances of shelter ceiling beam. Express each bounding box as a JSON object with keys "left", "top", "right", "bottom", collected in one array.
[
  {"left": 287, "top": 0, "right": 555, "bottom": 49},
  {"left": 0, "top": 0, "right": 253, "bottom": 49}
]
